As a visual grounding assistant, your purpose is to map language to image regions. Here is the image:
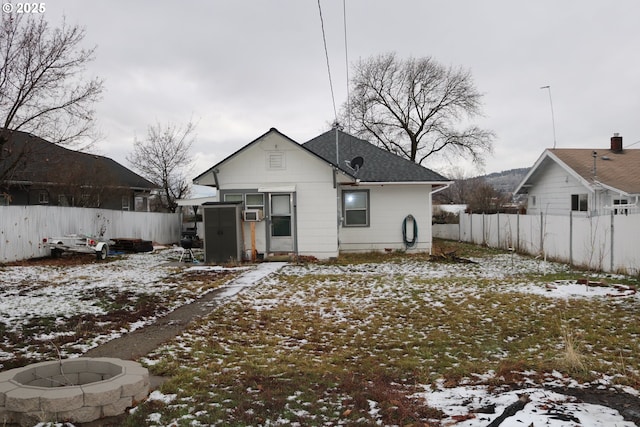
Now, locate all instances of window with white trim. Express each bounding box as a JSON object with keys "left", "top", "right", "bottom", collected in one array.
[
  {"left": 135, "top": 196, "right": 148, "bottom": 212},
  {"left": 38, "top": 191, "right": 49, "bottom": 204},
  {"left": 571, "top": 194, "right": 588, "bottom": 212},
  {"left": 614, "top": 199, "right": 628, "bottom": 215},
  {"left": 224, "top": 193, "right": 243, "bottom": 203},
  {"left": 245, "top": 193, "right": 265, "bottom": 215},
  {"left": 342, "top": 190, "right": 369, "bottom": 227}
]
